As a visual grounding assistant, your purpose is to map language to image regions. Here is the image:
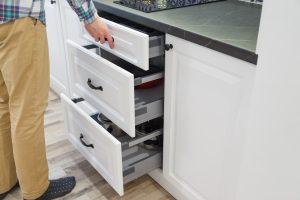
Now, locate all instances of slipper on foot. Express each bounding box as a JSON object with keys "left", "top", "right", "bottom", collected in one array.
[{"left": 36, "top": 176, "right": 76, "bottom": 200}]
